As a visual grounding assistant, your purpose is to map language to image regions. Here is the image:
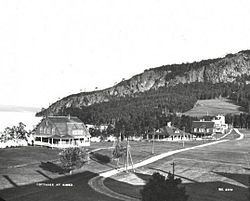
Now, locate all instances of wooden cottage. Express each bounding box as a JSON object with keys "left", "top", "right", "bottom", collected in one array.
[
  {"left": 34, "top": 116, "right": 91, "bottom": 148},
  {"left": 191, "top": 120, "right": 215, "bottom": 137},
  {"left": 146, "top": 125, "right": 195, "bottom": 141}
]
